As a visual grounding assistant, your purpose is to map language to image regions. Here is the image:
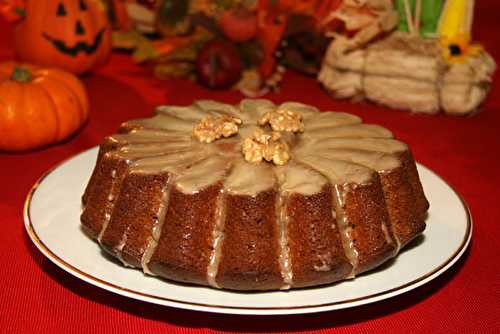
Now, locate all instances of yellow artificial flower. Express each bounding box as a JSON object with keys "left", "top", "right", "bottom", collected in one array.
[{"left": 440, "top": 34, "right": 482, "bottom": 63}]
